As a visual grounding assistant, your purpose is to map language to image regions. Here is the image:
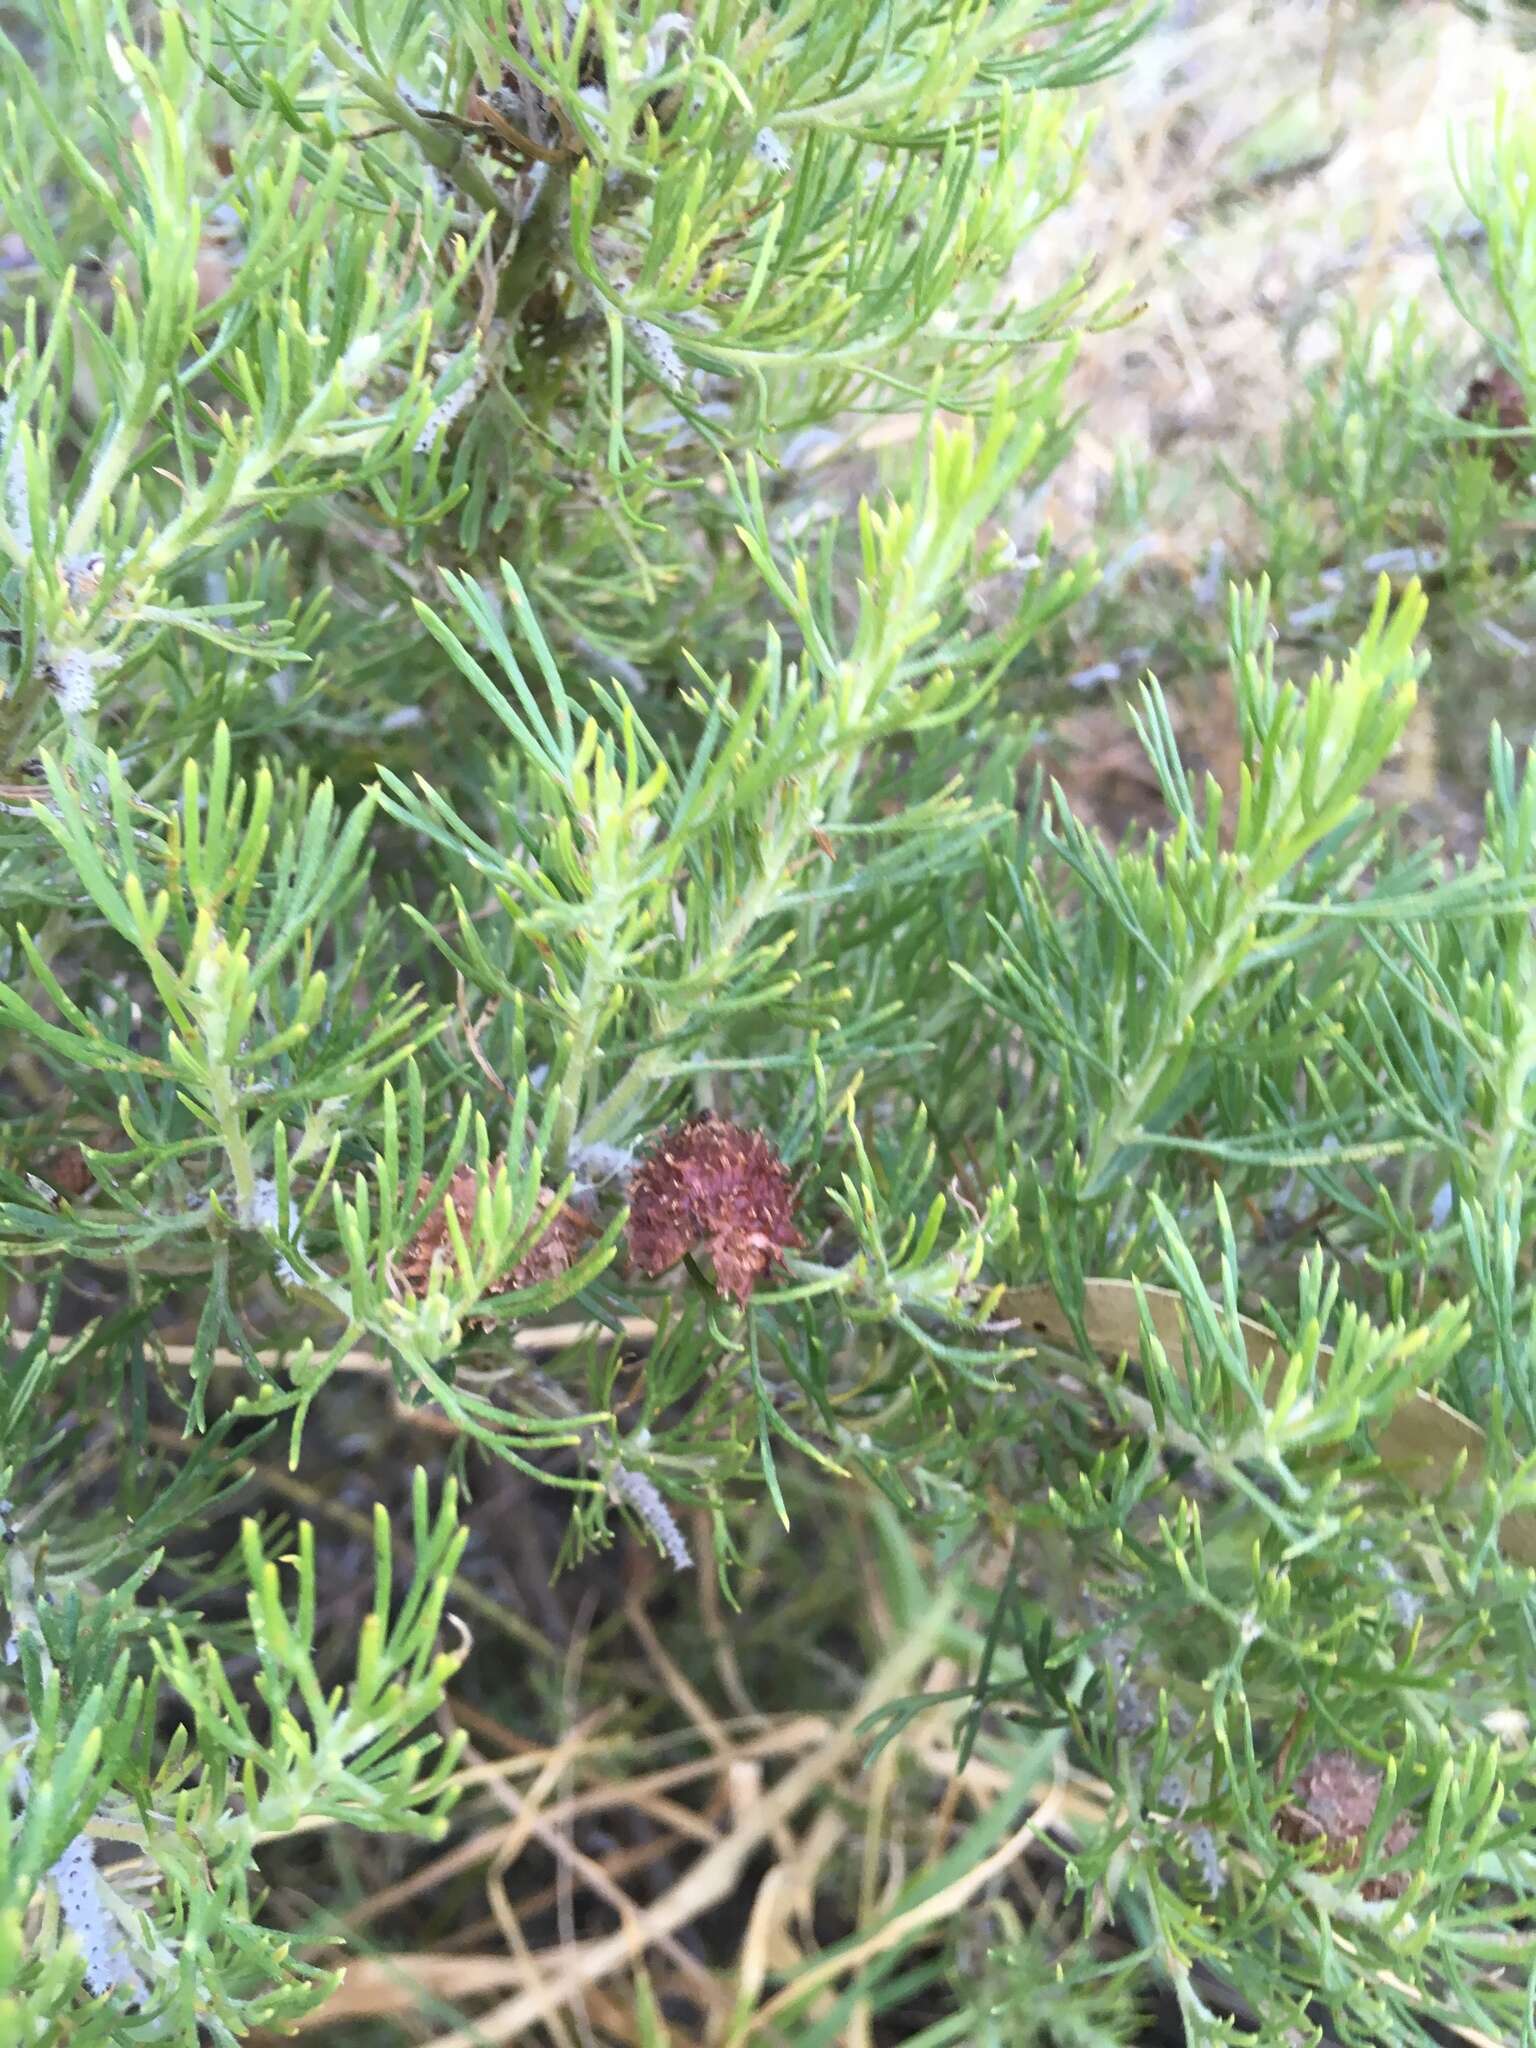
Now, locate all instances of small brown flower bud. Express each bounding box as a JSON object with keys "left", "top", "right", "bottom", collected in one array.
[
  {"left": 1277, "top": 1749, "right": 1416, "bottom": 1900},
  {"left": 399, "top": 1165, "right": 590, "bottom": 1319},
  {"left": 1458, "top": 367, "right": 1529, "bottom": 482},
  {"left": 626, "top": 1111, "right": 802, "bottom": 1304}
]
